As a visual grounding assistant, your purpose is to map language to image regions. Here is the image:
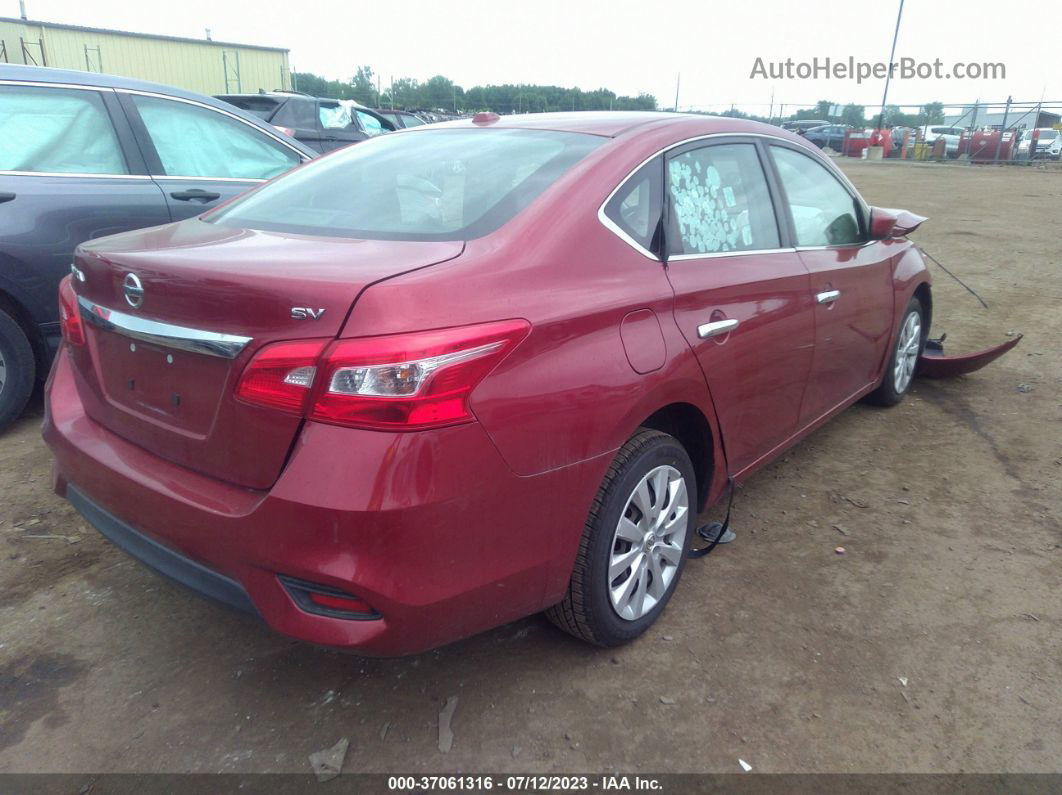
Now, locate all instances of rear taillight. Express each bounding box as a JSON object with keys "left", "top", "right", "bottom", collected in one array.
[
  {"left": 310, "top": 319, "right": 530, "bottom": 430},
  {"left": 234, "top": 338, "right": 329, "bottom": 415},
  {"left": 58, "top": 275, "right": 85, "bottom": 346},
  {"left": 234, "top": 320, "right": 530, "bottom": 431}
]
